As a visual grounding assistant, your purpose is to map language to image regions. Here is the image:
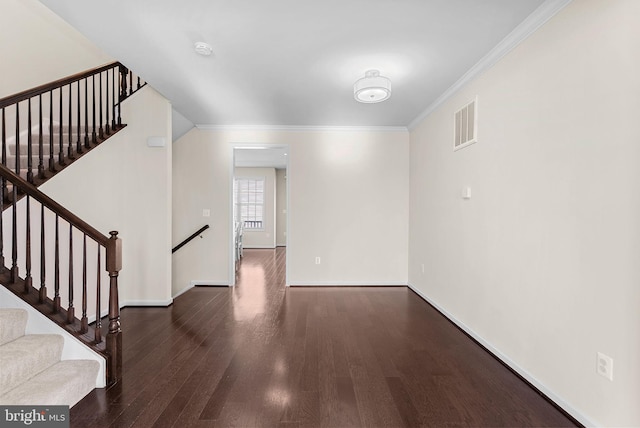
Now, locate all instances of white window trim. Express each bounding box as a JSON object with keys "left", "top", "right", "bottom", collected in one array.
[{"left": 234, "top": 176, "right": 266, "bottom": 232}]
